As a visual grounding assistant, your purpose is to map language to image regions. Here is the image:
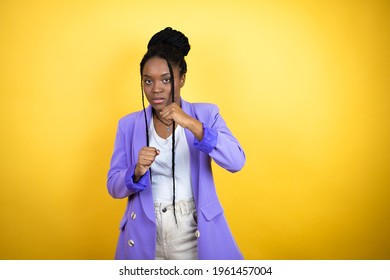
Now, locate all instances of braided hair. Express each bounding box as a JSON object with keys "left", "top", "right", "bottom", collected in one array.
[{"left": 140, "top": 27, "right": 190, "bottom": 223}]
